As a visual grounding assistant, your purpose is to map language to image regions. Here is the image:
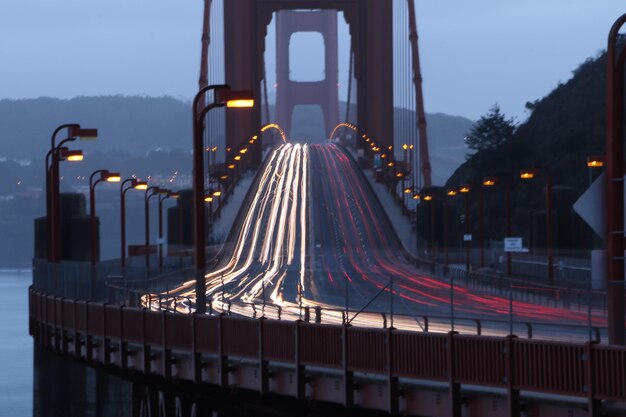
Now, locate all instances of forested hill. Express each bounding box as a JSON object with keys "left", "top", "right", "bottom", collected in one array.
[
  {"left": 447, "top": 46, "right": 613, "bottom": 193},
  {"left": 0, "top": 96, "right": 192, "bottom": 159},
  {"left": 0, "top": 96, "right": 472, "bottom": 184}
]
